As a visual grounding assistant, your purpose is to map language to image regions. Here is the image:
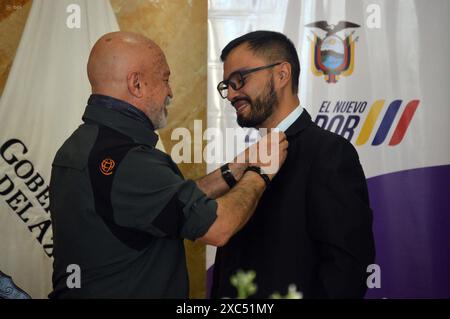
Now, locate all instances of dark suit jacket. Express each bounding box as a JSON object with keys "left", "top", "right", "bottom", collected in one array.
[{"left": 212, "top": 109, "right": 375, "bottom": 299}]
